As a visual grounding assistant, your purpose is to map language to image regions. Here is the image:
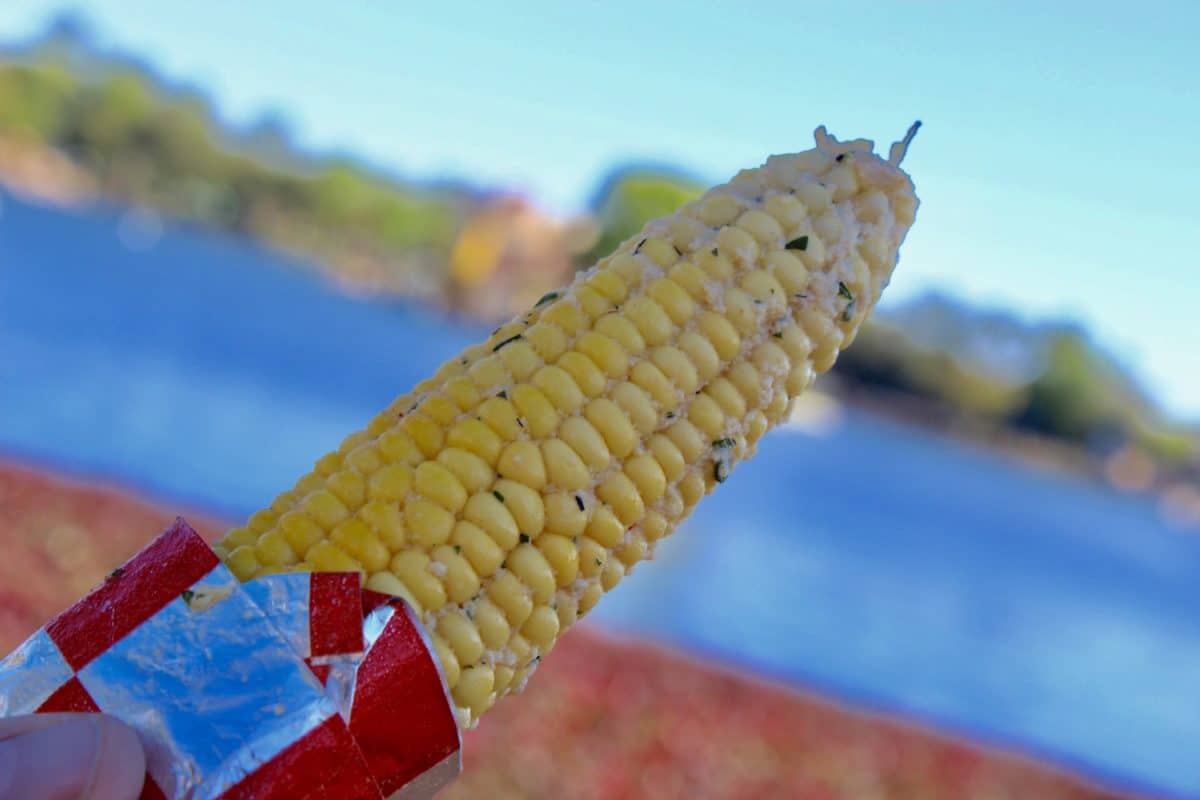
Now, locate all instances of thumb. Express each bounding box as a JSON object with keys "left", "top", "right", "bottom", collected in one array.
[{"left": 0, "top": 714, "right": 146, "bottom": 800}]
